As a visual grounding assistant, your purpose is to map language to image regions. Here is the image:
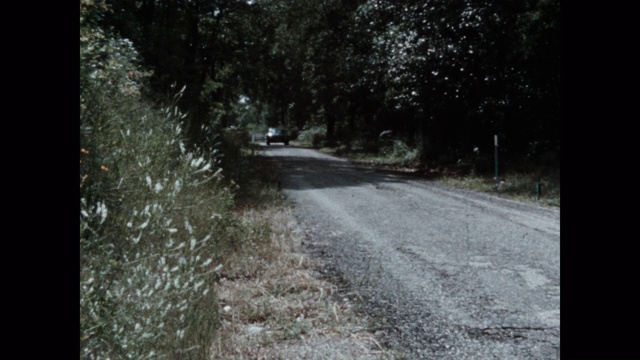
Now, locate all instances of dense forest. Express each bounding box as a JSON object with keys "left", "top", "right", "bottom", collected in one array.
[{"left": 85, "top": 0, "right": 560, "bottom": 165}]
